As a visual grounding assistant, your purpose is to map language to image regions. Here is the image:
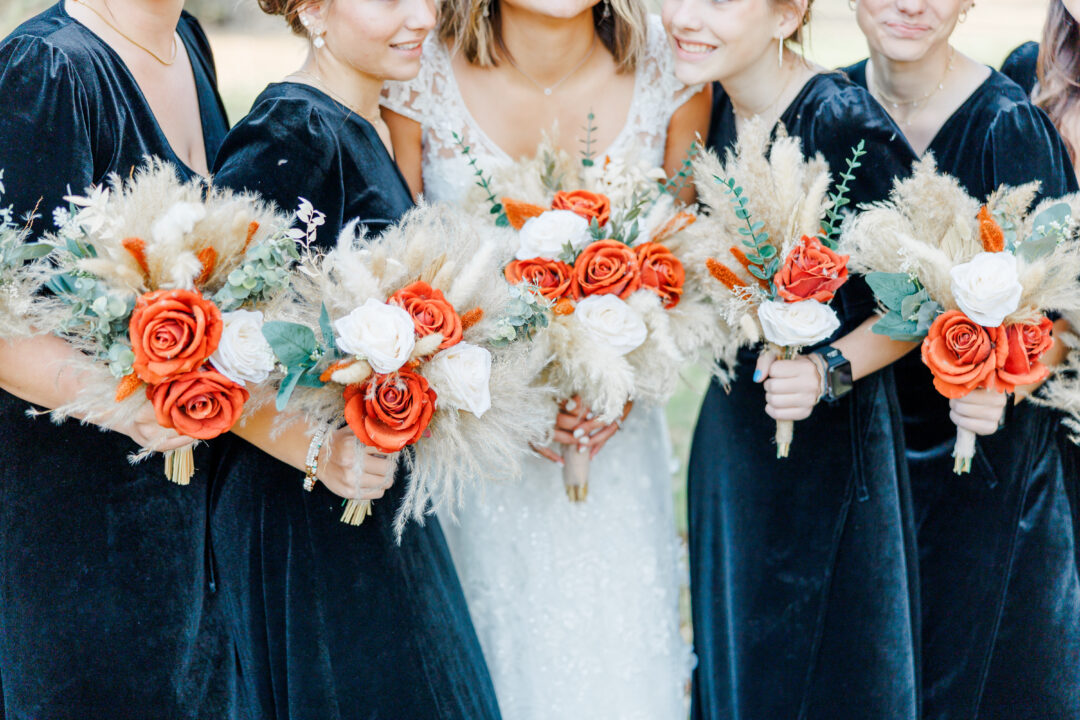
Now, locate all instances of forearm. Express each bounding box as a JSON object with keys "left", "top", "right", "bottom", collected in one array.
[
  {"left": 829, "top": 315, "right": 918, "bottom": 382},
  {"left": 0, "top": 334, "right": 93, "bottom": 410},
  {"left": 230, "top": 402, "right": 318, "bottom": 474},
  {"left": 1016, "top": 317, "right": 1073, "bottom": 401}
]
